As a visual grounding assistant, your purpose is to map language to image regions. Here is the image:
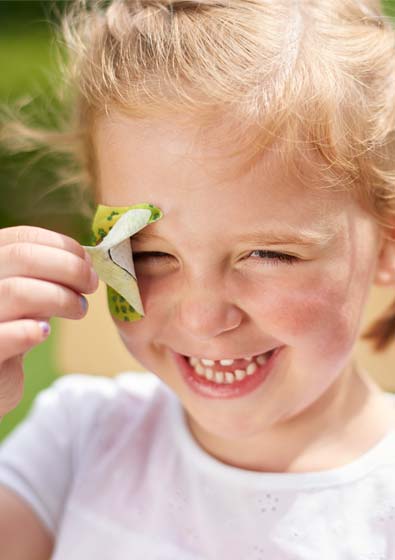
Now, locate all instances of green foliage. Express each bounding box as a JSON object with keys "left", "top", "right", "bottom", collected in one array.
[
  {"left": 383, "top": 0, "right": 395, "bottom": 17},
  {"left": 0, "top": 2, "right": 93, "bottom": 241}
]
